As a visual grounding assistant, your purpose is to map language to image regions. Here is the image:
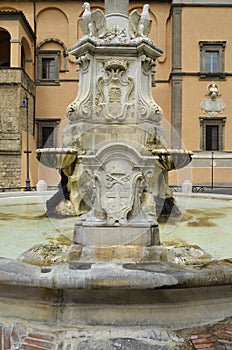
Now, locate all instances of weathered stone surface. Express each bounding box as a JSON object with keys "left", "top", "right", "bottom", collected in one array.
[
  {"left": 0, "top": 283, "right": 232, "bottom": 337},
  {"left": 77, "top": 338, "right": 170, "bottom": 349},
  {"left": 0, "top": 154, "right": 21, "bottom": 188},
  {"left": 1, "top": 252, "right": 232, "bottom": 290},
  {"left": 73, "top": 225, "right": 159, "bottom": 247}
]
